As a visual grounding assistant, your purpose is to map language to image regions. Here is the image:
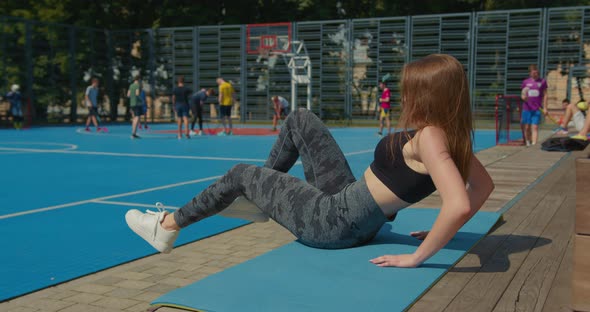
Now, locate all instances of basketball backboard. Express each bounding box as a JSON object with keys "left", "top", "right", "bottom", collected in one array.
[{"left": 246, "top": 22, "right": 292, "bottom": 55}]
